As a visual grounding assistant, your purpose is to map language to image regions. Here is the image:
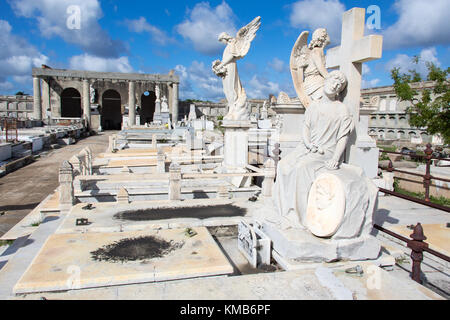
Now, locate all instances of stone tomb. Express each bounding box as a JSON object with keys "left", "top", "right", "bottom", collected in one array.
[{"left": 14, "top": 227, "right": 233, "bottom": 294}]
